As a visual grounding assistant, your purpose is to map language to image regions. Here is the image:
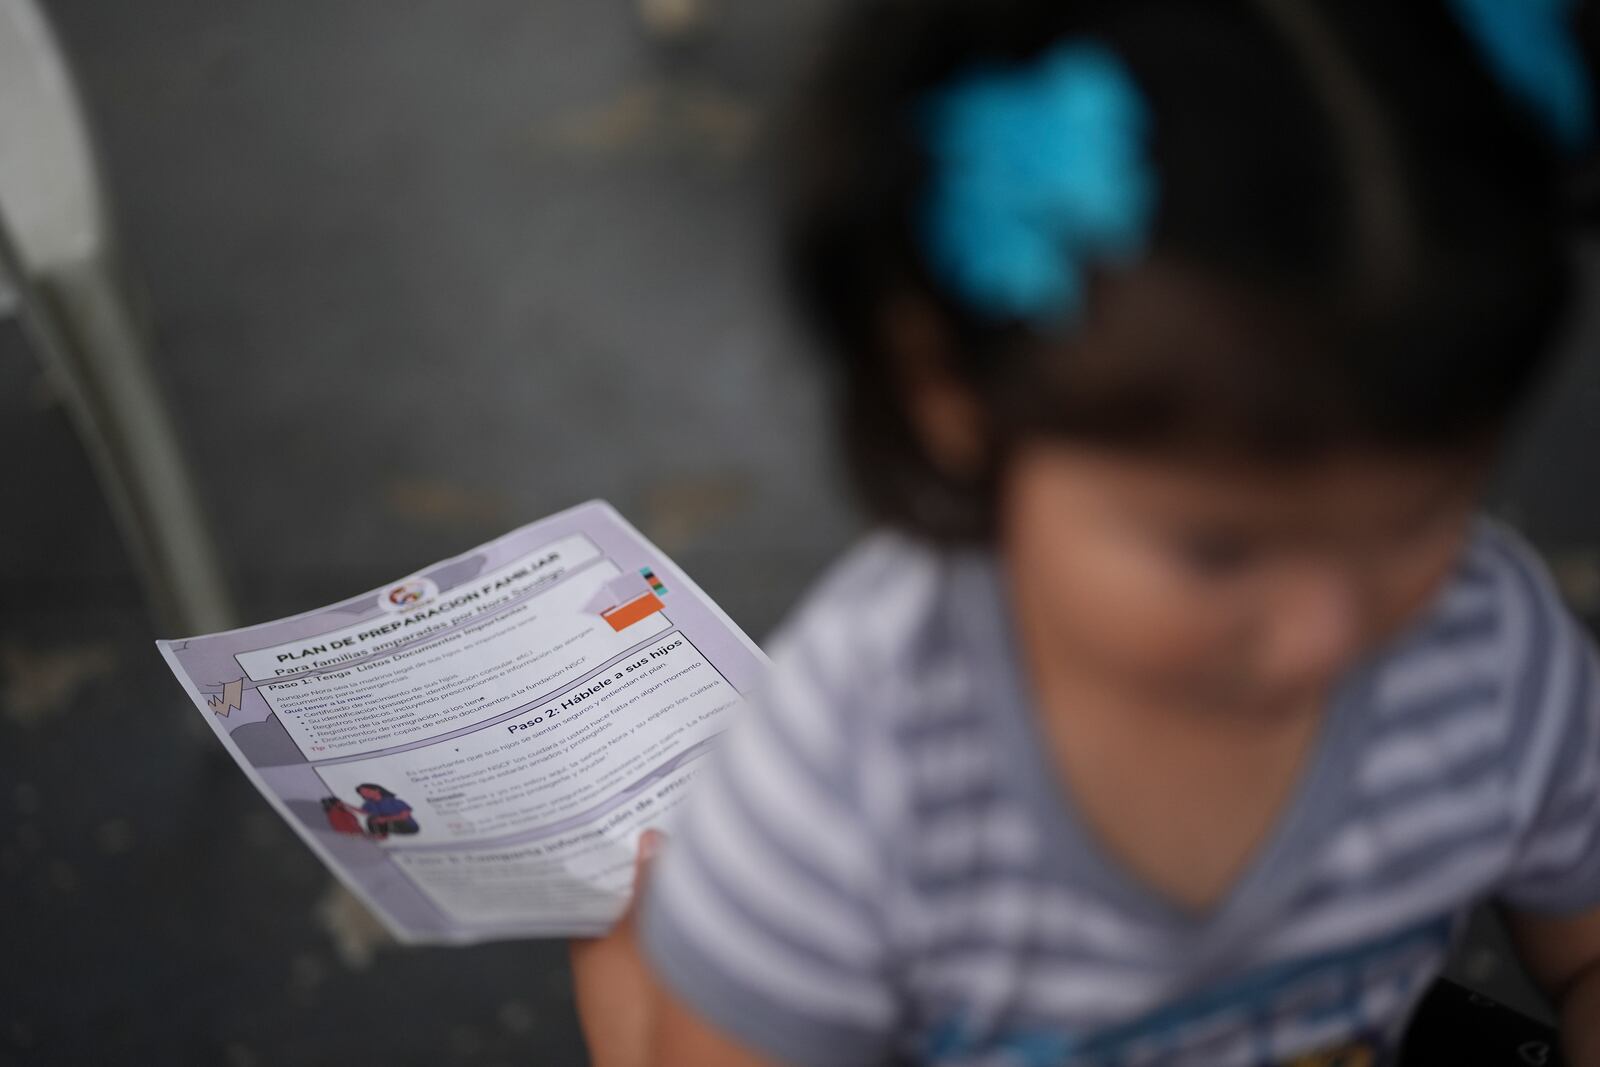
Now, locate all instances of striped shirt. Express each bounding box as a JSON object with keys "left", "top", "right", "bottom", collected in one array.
[{"left": 640, "top": 515, "right": 1600, "bottom": 1067}]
